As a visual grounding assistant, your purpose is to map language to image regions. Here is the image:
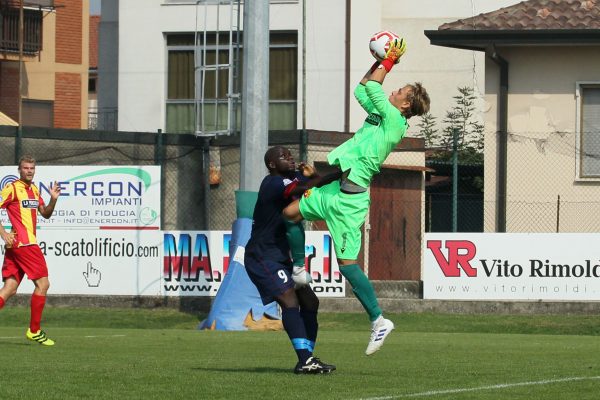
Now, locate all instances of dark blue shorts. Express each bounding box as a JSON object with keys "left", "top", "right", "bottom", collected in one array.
[{"left": 244, "top": 254, "right": 294, "bottom": 305}]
